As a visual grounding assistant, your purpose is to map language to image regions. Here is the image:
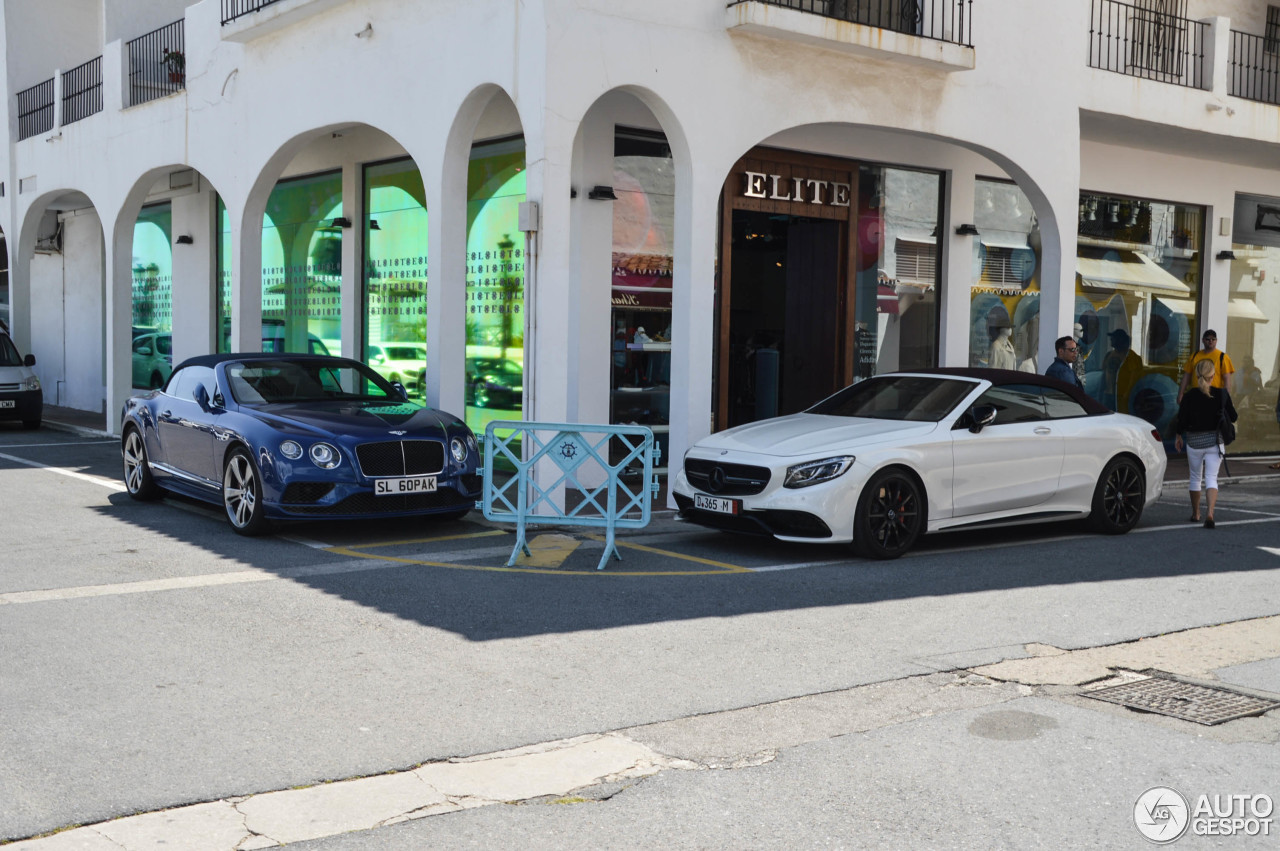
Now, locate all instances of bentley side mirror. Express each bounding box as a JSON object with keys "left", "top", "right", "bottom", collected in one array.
[
  {"left": 392, "top": 381, "right": 409, "bottom": 401},
  {"left": 969, "top": 405, "right": 998, "bottom": 433},
  {"left": 194, "top": 385, "right": 212, "bottom": 411}
]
